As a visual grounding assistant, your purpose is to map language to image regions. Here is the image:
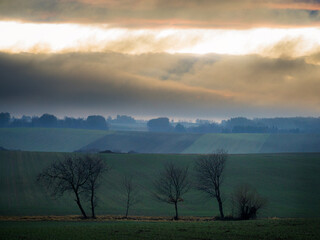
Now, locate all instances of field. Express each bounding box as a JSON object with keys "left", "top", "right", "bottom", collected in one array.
[
  {"left": 1, "top": 128, "right": 320, "bottom": 154},
  {"left": 1, "top": 151, "right": 320, "bottom": 218},
  {"left": 81, "top": 131, "right": 201, "bottom": 153},
  {"left": 1, "top": 219, "right": 319, "bottom": 240},
  {"left": 182, "top": 133, "right": 320, "bottom": 154},
  {"left": 182, "top": 133, "right": 270, "bottom": 154},
  {"left": 0, "top": 128, "right": 109, "bottom": 152}
]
